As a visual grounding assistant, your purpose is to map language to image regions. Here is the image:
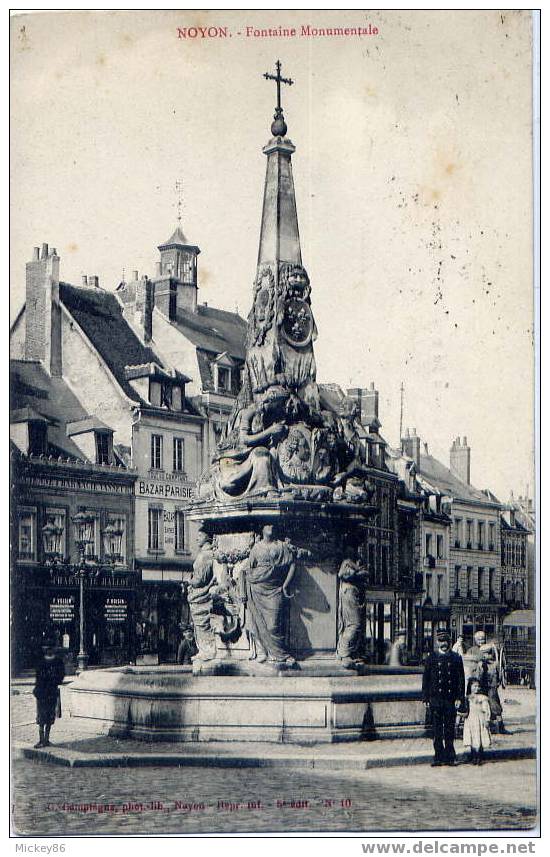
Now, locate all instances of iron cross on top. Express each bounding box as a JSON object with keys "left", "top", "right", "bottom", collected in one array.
[{"left": 263, "top": 60, "right": 293, "bottom": 113}]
